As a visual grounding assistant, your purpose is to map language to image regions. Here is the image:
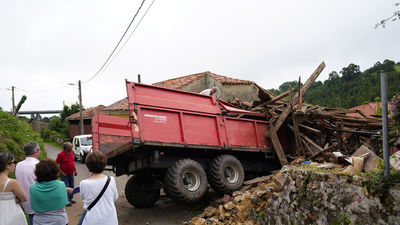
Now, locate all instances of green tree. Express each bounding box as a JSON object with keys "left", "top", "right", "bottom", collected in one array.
[
  {"left": 328, "top": 71, "right": 339, "bottom": 80},
  {"left": 340, "top": 63, "right": 361, "bottom": 81},
  {"left": 60, "top": 103, "right": 82, "bottom": 121},
  {"left": 293, "top": 60, "right": 400, "bottom": 109}
]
